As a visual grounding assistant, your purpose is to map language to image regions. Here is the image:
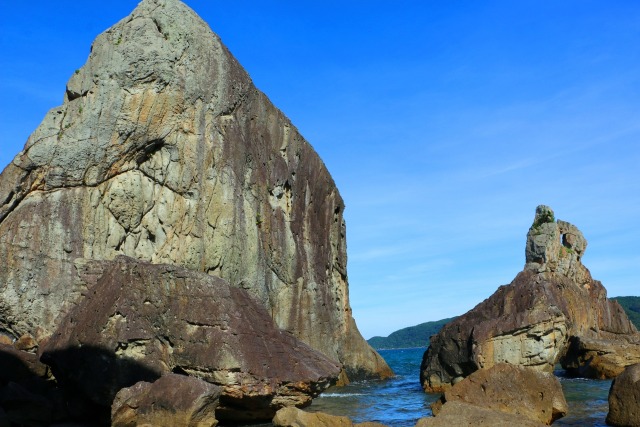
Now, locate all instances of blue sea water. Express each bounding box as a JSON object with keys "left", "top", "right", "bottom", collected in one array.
[{"left": 306, "top": 348, "right": 612, "bottom": 426}]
